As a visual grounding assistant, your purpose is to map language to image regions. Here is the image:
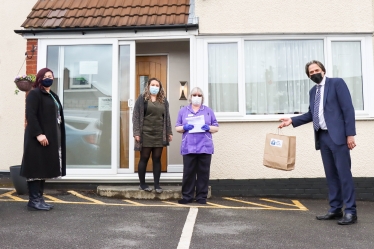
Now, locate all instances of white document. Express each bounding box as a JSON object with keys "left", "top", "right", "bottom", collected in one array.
[{"left": 186, "top": 115, "right": 205, "bottom": 133}]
